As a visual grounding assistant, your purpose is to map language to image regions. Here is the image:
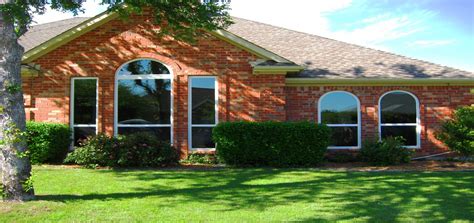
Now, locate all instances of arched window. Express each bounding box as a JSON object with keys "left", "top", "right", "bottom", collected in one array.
[
  {"left": 379, "top": 91, "right": 420, "bottom": 148},
  {"left": 114, "top": 59, "right": 172, "bottom": 142},
  {"left": 318, "top": 91, "right": 361, "bottom": 149}
]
